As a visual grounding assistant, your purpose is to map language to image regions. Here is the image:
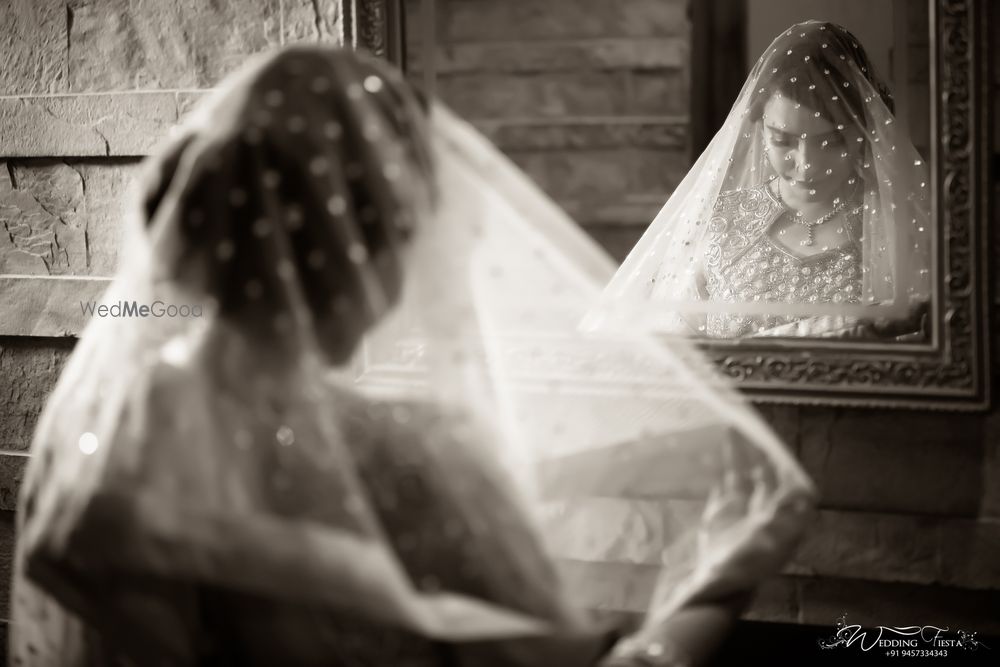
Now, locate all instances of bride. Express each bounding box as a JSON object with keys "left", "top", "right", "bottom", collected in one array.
[
  {"left": 599, "top": 21, "right": 931, "bottom": 339},
  {"left": 10, "top": 46, "right": 814, "bottom": 666}
]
